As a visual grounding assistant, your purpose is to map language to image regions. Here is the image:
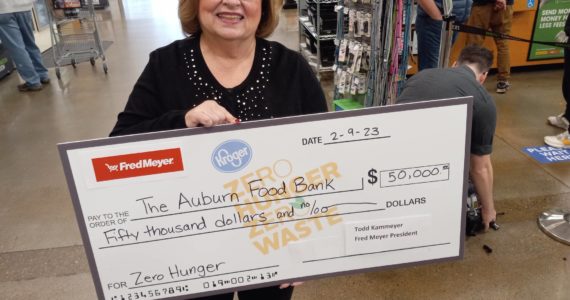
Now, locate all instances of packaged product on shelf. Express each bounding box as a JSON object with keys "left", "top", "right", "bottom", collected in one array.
[
  {"left": 338, "top": 70, "right": 348, "bottom": 94},
  {"left": 351, "top": 75, "right": 360, "bottom": 95},
  {"left": 358, "top": 73, "right": 367, "bottom": 94},
  {"left": 364, "top": 13, "right": 372, "bottom": 37},
  {"left": 355, "top": 11, "right": 363, "bottom": 38},
  {"left": 338, "top": 39, "right": 348, "bottom": 62},
  {"left": 361, "top": 44, "right": 370, "bottom": 71},
  {"left": 346, "top": 40, "right": 355, "bottom": 69},
  {"left": 349, "top": 43, "right": 362, "bottom": 74},
  {"left": 348, "top": 9, "right": 356, "bottom": 34}
]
